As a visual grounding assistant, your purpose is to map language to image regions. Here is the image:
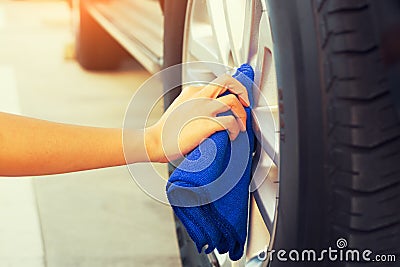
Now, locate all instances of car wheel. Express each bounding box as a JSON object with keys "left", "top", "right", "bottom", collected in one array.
[
  {"left": 75, "top": 0, "right": 124, "bottom": 71},
  {"left": 164, "top": 0, "right": 400, "bottom": 266}
]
